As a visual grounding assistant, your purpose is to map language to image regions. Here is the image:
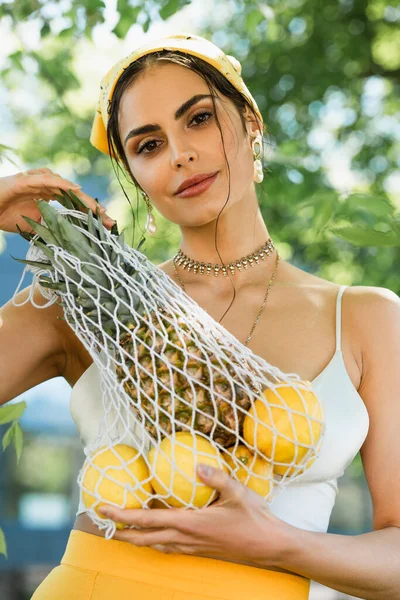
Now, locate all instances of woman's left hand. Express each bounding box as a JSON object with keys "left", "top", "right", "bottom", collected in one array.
[{"left": 98, "top": 464, "right": 294, "bottom": 568}]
